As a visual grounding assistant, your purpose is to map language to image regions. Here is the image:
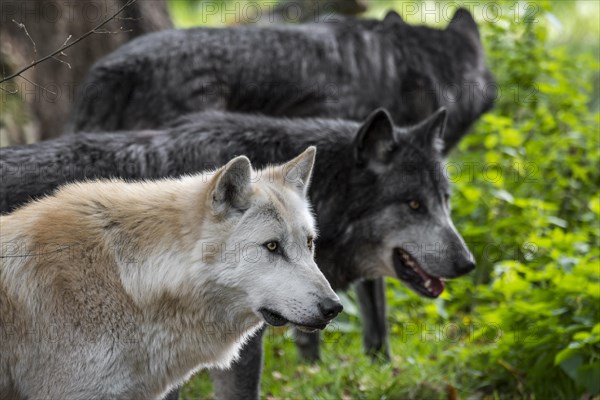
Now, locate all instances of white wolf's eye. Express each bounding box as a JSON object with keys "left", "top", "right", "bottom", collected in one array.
[
  {"left": 409, "top": 200, "right": 421, "bottom": 210},
  {"left": 307, "top": 237, "right": 314, "bottom": 251},
  {"left": 265, "top": 241, "right": 279, "bottom": 252}
]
